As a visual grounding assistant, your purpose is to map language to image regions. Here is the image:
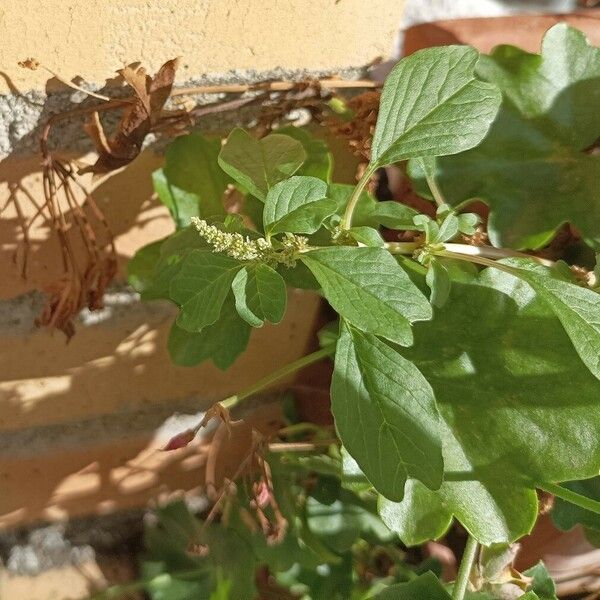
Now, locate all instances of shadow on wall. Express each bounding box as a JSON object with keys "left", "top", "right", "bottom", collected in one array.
[{"left": 0, "top": 403, "right": 283, "bottom": 529}]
